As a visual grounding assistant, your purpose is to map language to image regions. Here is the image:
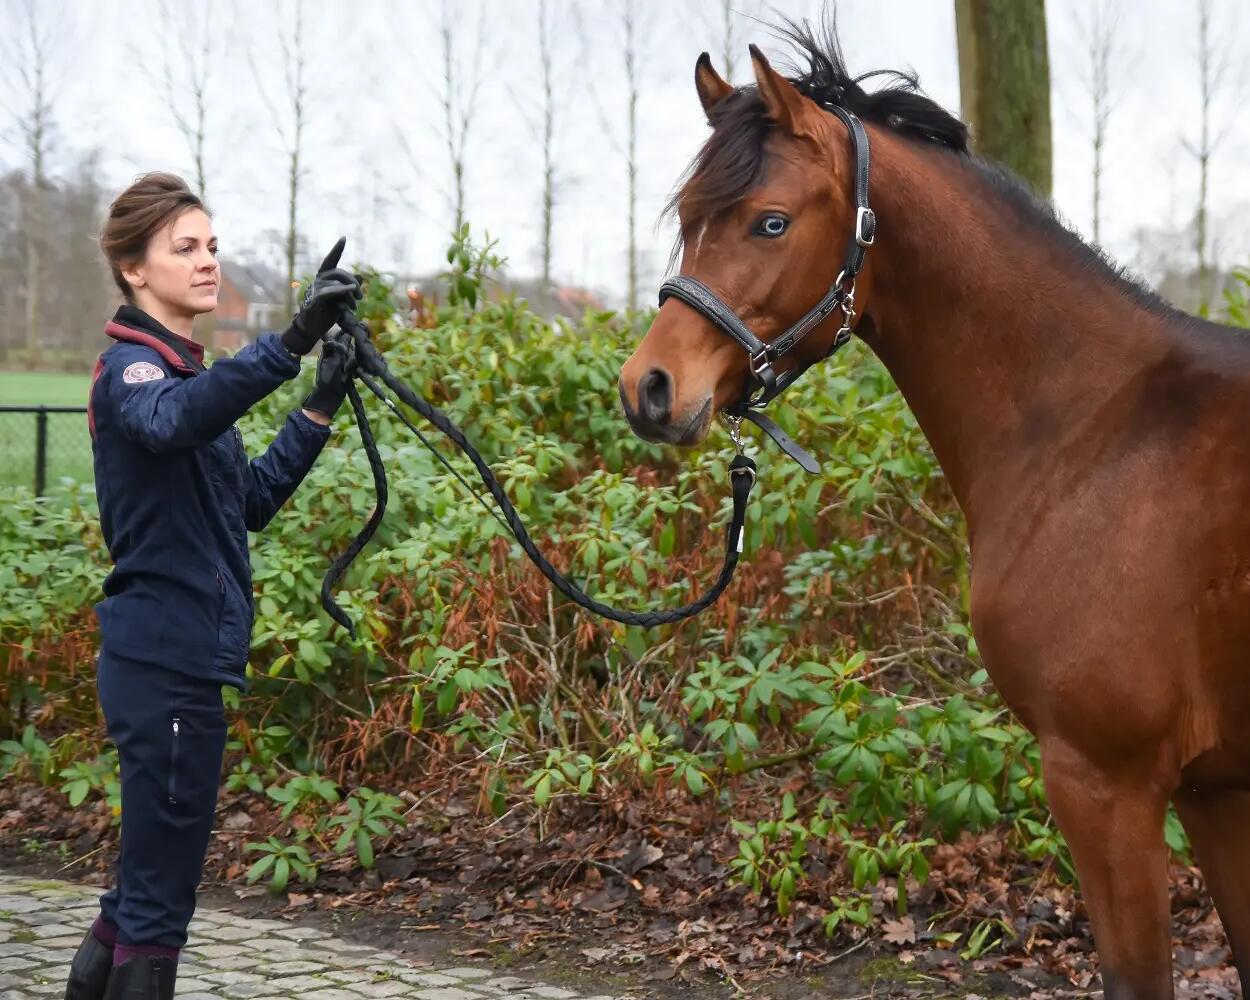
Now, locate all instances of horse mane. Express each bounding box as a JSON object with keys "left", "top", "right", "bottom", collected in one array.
[{"left": 669, "top": 14, "right": 1193, "bottom": 326}]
